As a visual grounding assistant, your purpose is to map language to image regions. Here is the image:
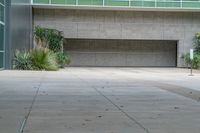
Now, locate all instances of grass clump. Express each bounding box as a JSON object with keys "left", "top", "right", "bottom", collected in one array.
[
  {"left": 13, "top": 50, "right": 32, "bottom": 70},
  {"left": 30, "top": 48, "right": 59, "bottom": 71},
  {"left": 13, "top": 48, "right": 59, "bottom": 71}
]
